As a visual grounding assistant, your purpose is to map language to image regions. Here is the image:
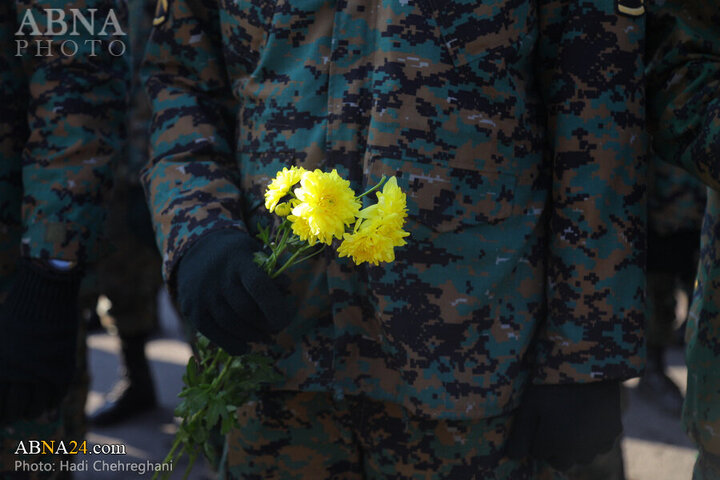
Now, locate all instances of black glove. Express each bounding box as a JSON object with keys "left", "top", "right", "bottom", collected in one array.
[
  {"left": 0, "top": 259, "right": 81, "bottom": 425},
  {"left": 505, "top": 381, "right": 622, "bottom": 471},
  {"left": 175, "top": 229, "right": 291, "bottom": 355}
]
